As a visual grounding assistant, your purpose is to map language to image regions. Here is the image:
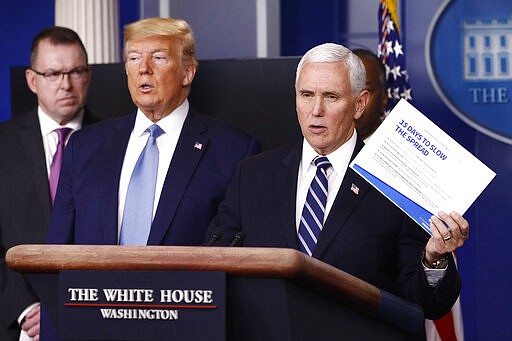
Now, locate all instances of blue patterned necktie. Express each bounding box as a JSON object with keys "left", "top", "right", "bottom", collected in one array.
[
  {"left": 298, "top": 156, "right": 331, "bottom": 256},
  {"left": 120, "top": 124, "right": 164, "bottom": 245}
]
